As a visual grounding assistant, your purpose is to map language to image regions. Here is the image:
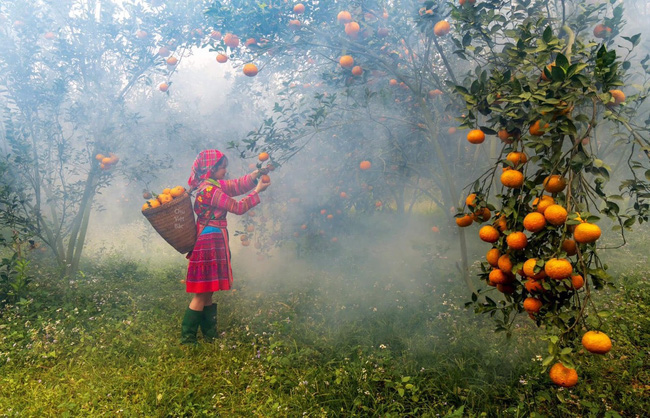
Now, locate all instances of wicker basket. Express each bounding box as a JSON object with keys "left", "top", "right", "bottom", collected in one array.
[{"left": 142, "top": 192, "right": 197, "bottom": 254}]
